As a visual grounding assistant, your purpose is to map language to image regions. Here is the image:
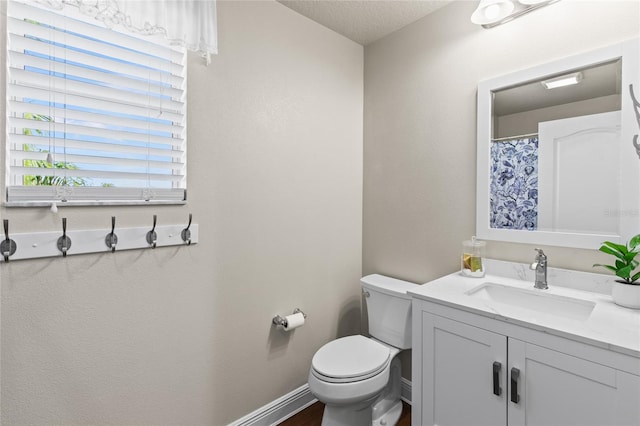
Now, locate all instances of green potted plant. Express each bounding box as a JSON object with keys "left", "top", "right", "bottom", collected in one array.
[{"left": 593, "top": 234, "right": 640, "bottom": 309}]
